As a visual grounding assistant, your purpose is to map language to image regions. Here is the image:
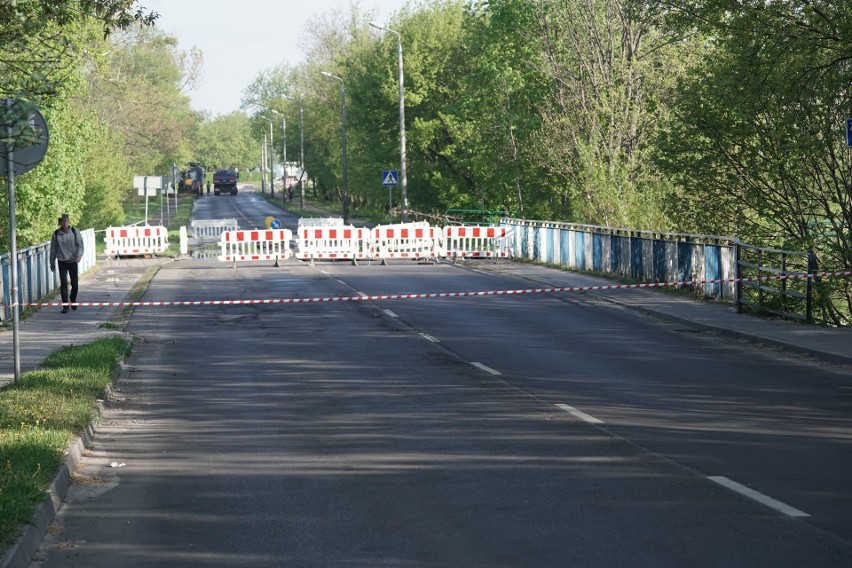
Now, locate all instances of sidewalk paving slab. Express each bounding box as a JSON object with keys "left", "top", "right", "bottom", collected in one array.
[{"left": 0, "top": 257, "right": 166, "bottom": 389}]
